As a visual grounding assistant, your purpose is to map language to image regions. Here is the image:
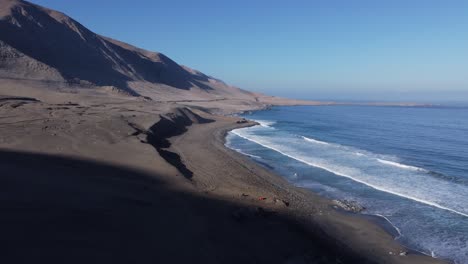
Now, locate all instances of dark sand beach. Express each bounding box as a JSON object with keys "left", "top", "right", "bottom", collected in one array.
[
  {"left": 0, "top": 95, "right": 448, "bottom": 264},
  {"left": 0, "top": 1, "right": 453, "bottom": 262}
]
